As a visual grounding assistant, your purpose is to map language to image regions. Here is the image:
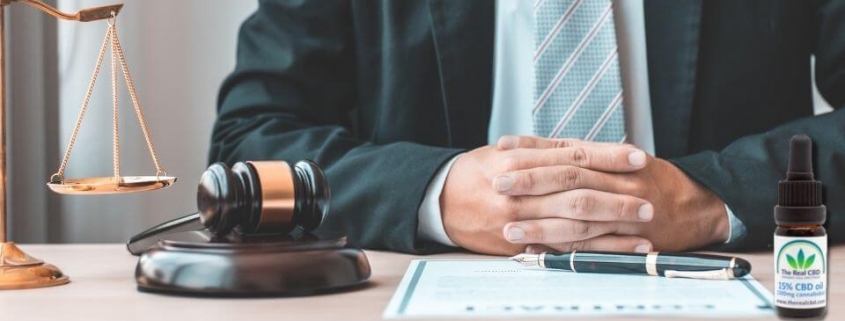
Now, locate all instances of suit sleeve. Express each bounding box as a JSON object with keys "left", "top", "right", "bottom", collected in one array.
[
  {"left": 670, "top": 0, "right": 845, "bottom": 251},
  {"left": 209, "top": 0, "right": 462, "bottom": 254}
]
